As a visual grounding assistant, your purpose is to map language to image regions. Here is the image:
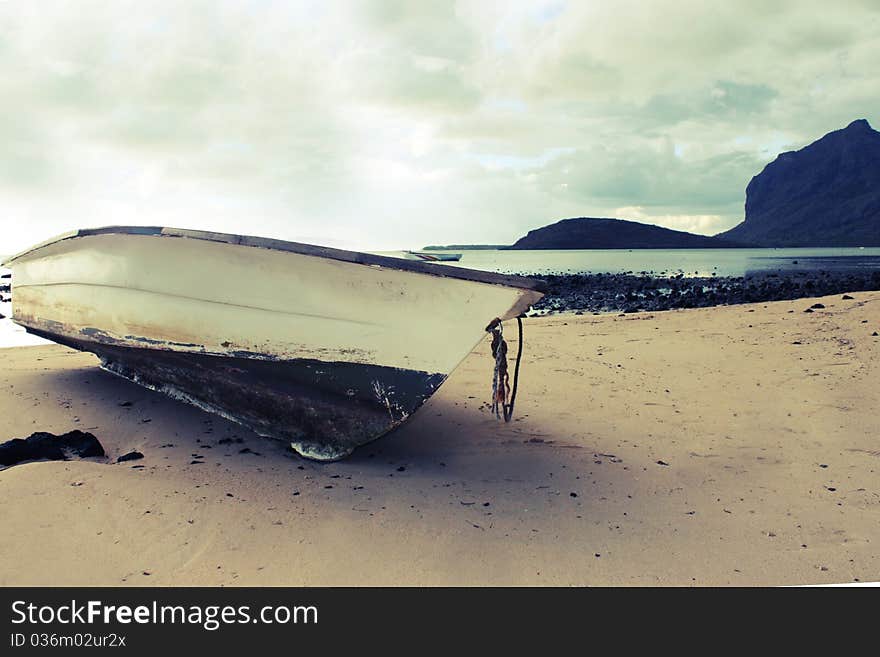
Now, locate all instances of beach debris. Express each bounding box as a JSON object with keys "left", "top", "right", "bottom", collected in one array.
[
  {"left": 656, "top": 460, "right": 670, "bottom": 466},
  {"left": 117, "top": 451, "right": 144, "bottom": 463},
  {"left": 0, "top": 430, "right": 104, "bottom": 468}
]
